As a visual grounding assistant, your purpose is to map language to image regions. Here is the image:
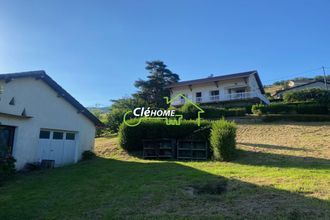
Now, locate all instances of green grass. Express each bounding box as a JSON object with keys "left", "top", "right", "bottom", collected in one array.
[{"left": 0, "top": 122, "right": 329, "bottom": 219}]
